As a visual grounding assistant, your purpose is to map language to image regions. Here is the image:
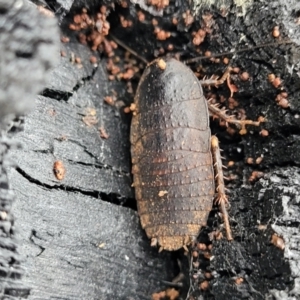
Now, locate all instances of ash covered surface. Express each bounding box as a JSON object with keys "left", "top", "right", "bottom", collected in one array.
[
  {"left": 2, "top": 0, "right": 300, "bottom": 299},
  {"left": 0, "top": 0, "right": 59, "bottom": 298}
]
